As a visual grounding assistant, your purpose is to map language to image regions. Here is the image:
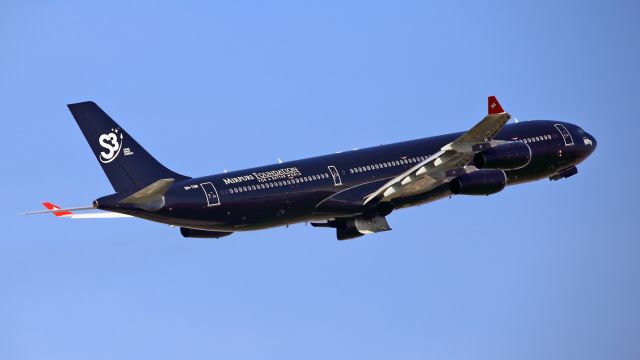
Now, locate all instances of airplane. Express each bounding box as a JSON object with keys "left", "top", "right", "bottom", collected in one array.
[{"left": 23, "top": 96, "right": 597, "bottom": 240}]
